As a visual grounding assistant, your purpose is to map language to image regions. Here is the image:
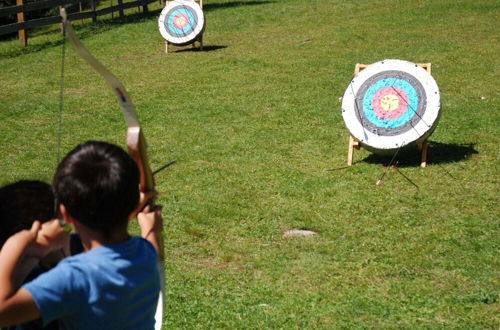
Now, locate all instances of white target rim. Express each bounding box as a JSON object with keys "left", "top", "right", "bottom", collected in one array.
[
  {"left": 341, "top": 59, "right": 441, "bottom": 151},
  {"left": 158, "top": 0, "right": 205, "bottom": 45}
]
